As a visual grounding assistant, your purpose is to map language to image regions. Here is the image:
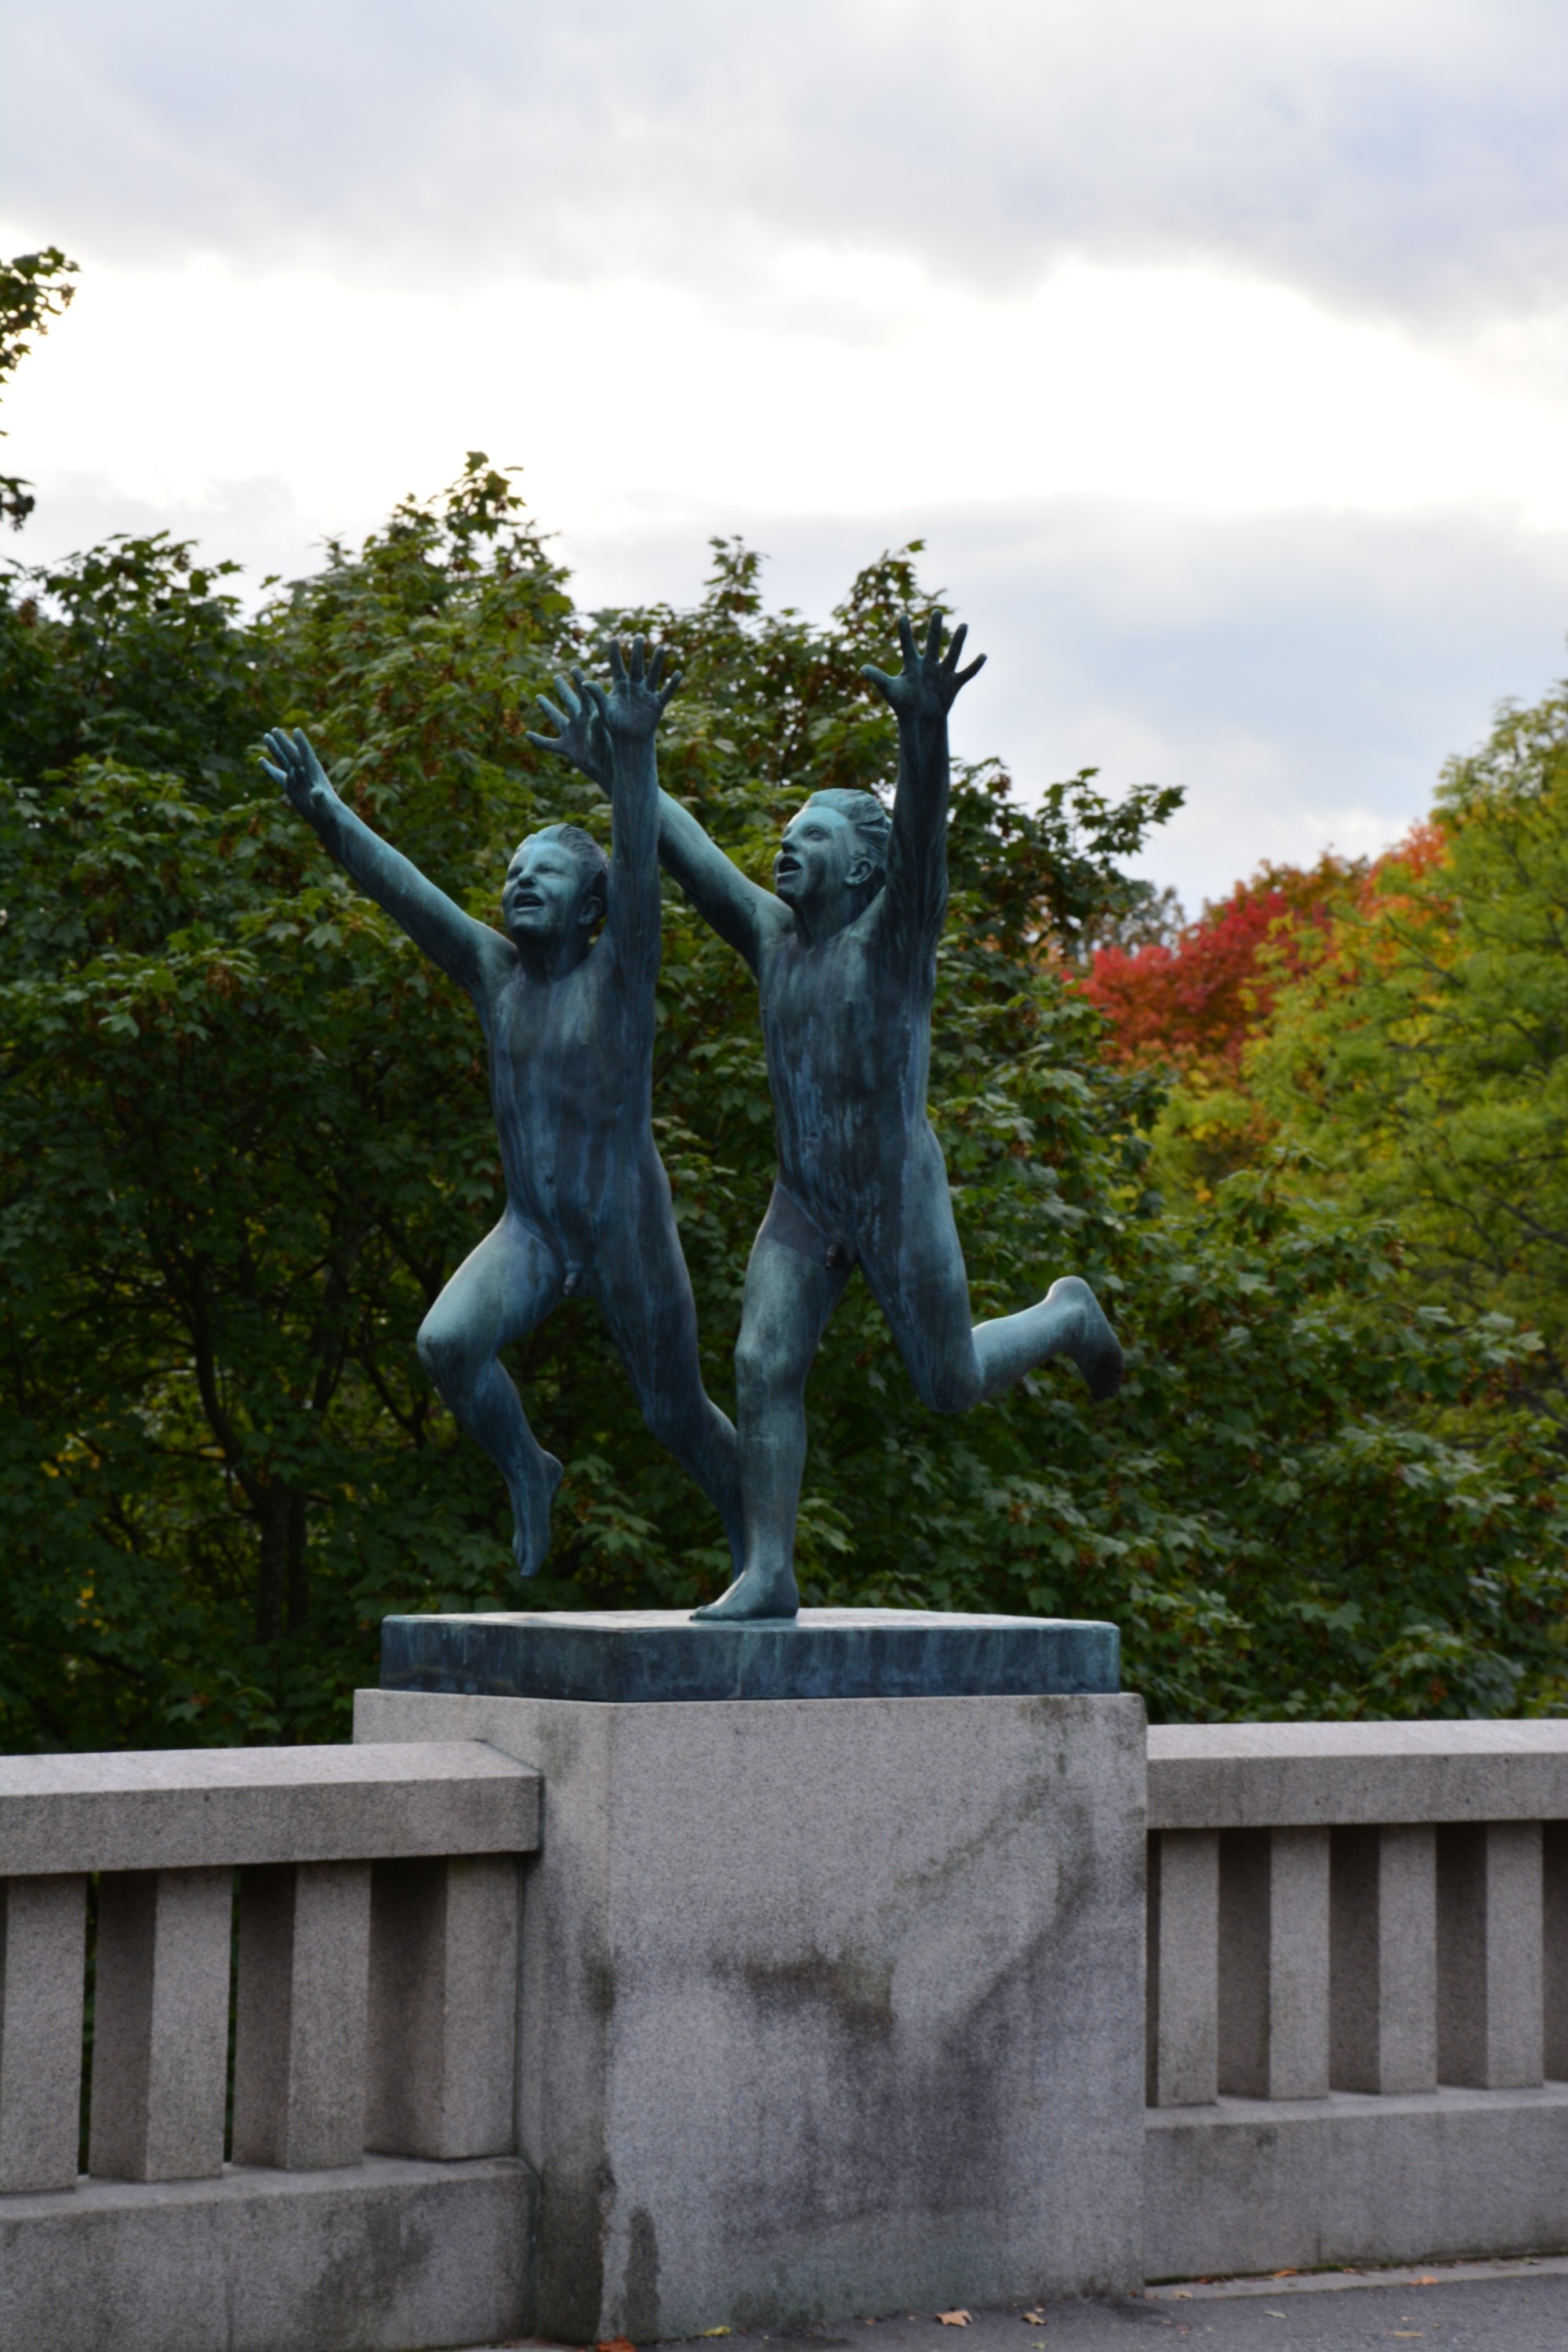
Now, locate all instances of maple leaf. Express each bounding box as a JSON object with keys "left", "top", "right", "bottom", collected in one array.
[{"left": 937, "top": 2314, "right": 972, "bottom": 2328}]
